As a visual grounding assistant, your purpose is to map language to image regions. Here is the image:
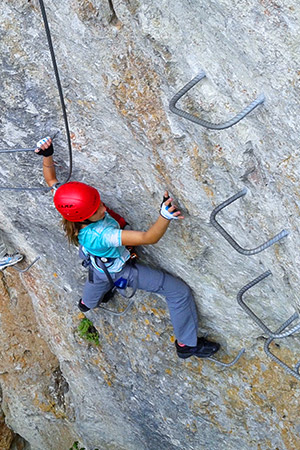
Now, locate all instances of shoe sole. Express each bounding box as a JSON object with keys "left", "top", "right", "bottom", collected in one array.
[
  {"left": 78, "top": 307, "right": 90, "bottom": 312},
  {"left": 177, "top": 345, "right": 220, "bottom": 359},
  {"left": 0, "top": 258, "right": 23, "bottom": 270},
  {"left": 78, "top": 301, "right": 90, "bottom": 312}
]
